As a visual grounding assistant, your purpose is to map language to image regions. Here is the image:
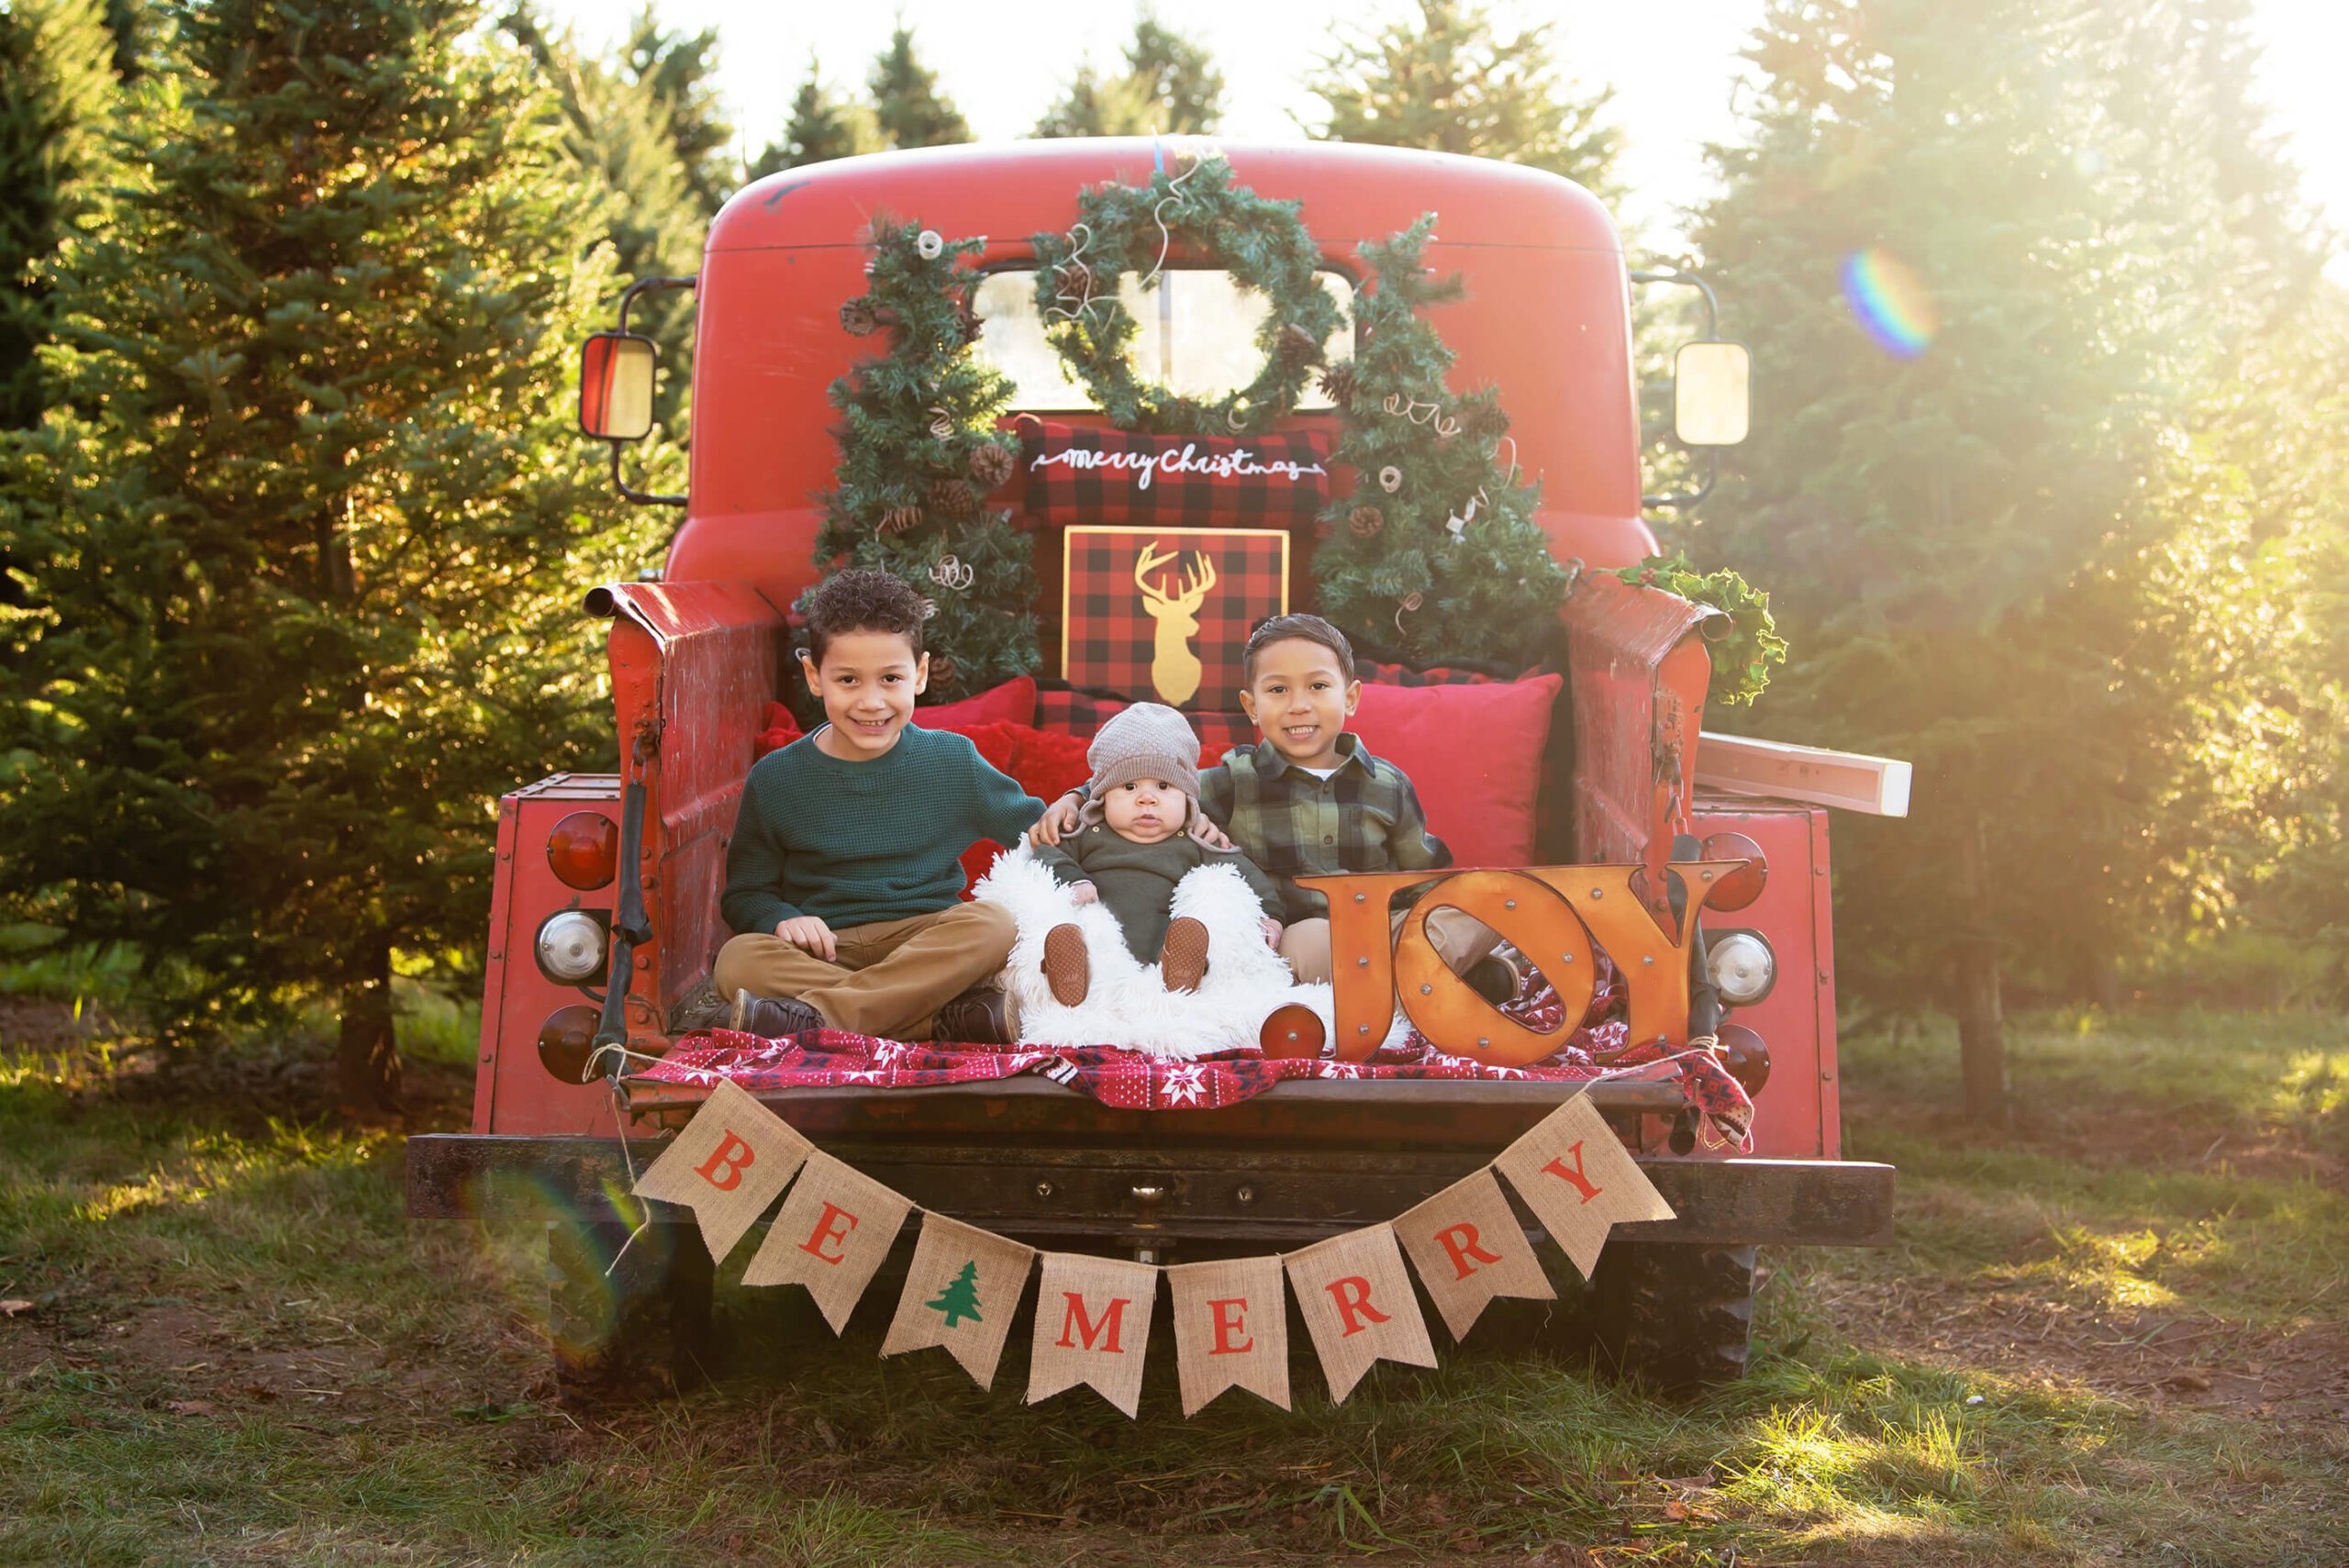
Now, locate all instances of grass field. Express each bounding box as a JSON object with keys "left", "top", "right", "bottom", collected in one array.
[{"left": 2, "top": 998, "right": 2343, "bottom": 1565}]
